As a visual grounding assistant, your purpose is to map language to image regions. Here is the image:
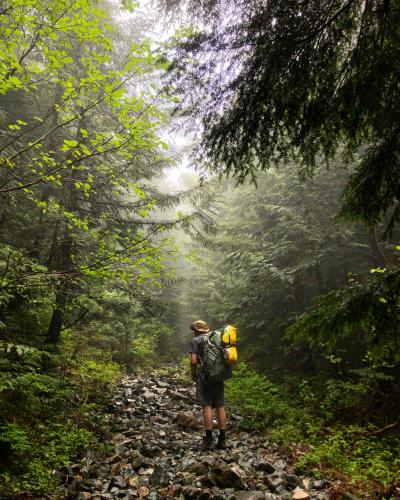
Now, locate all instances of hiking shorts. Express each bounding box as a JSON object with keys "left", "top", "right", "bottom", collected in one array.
[{"left": 195, "top": 376, "right": 224, "bottom": 408}]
